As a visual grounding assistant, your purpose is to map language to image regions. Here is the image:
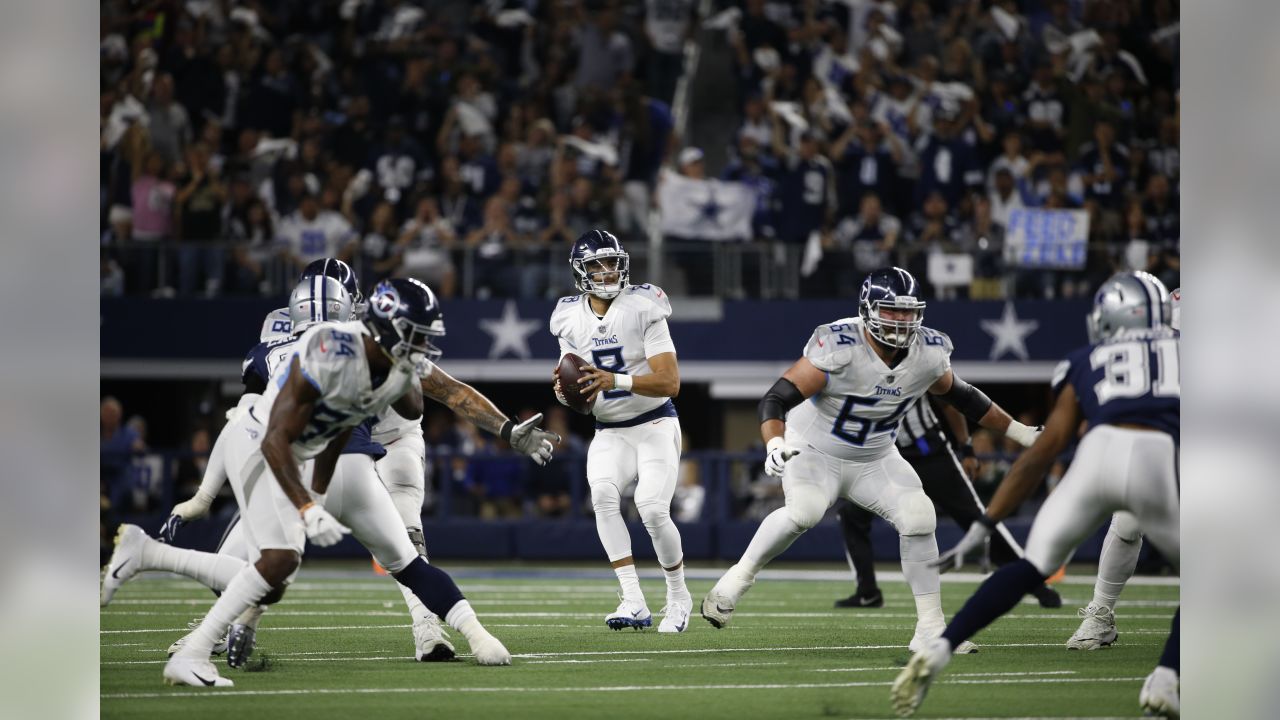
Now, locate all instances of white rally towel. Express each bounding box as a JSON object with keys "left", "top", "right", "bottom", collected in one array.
[{"left": 657, "top": 168, "right": 756, "bottom": 242}]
